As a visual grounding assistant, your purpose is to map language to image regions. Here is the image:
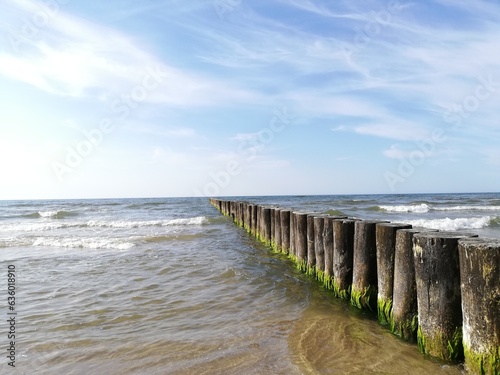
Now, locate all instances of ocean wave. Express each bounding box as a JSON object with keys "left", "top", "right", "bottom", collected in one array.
[
  {"left": 36, "top": 210, "right": 78, "bottom": 219},
  {"left": 403, "top": 216, "right": 492, "bottom": 231},
  {"left": 87, "top": 216, "right": 209, "bottom": 228},
  {"left": 489, "top": 216, "right": 500, "bottom": 227},
  {"left": 433, "top": 205, "right": 500, "bottom": 212},
  {"left": 32, "top": 237, "right": 135, "bottom": 250},
  {"left": 379, "top": 204, "right": 430, "bottom": 213},
  {"left": 0, "top": 216, "right": 209, "bottom": 232}
]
